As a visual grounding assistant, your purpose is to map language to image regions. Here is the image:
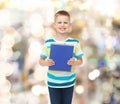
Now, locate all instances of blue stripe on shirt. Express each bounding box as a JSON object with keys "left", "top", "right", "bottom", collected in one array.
[
  {"left": 47, "top": 79, "right": 76, "bottom": 87},
  {"left": 74, "top": 53, "right": 84, "bottom": 58},
  {"left": 47, "top": 72, "right": 76, "bottom": 81}
]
